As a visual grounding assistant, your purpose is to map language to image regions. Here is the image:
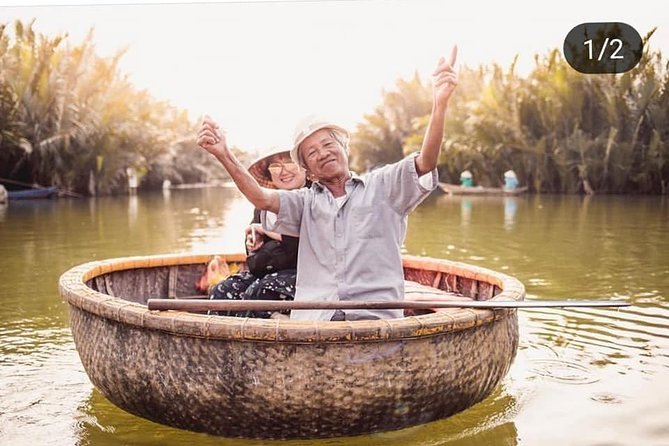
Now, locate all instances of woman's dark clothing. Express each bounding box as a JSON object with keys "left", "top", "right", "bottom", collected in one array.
[
  {"left": 209, "top": 269, "right": 296, "bottom": 318},
  {"left": 209, "top": 209, "right": 298, "bottom": 318},
  {"left": 245, "top": 210, "right": 299, "bottom": 276}
]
